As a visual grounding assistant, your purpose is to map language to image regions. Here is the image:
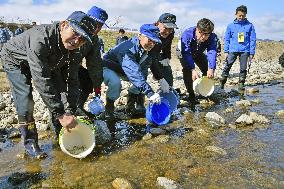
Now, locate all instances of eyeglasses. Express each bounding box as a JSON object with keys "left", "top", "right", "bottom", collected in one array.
[
  {"left": 199, "top": 31, "right": 211, "bottom": 37},
  {"left": 69, "top": 26, "right": 86, "bottom": 42}
]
